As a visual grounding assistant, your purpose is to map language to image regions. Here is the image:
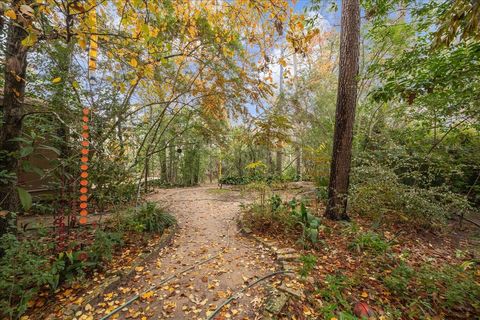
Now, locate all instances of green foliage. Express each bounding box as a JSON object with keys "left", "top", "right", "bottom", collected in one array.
[
  {"left": 113, "top": 202, "right": 176, "bottom": 234},
  {"left": 88, "top": 230, "right": 123, "bottom": 264},
  {"left": 243, "top": 195, "right": 322, "bottom": 248},
  {"left": 382, "top": 261, "right": 480, "bottom": 316},
  {"left": 384, "top": 262, "right": 414, "bottom": 296},
  {"left": 298, "top": 254, "right": 317, "bottom": 279},
  {"left": 348, "top": 231, "right": 390, "bottom": 255},
  {"left": 0, "top": 229, "right": 124, "bottom": 319},
  {"left": 316, "top": 274, "right": 353, "bottom": 318},
  {"left": 293, "top": 202, "right": 322, "bottom": 247},
  {"left": 350, "top": 163, "right": 472, "bottom": 228},
  {"left": 269, "top": 194, "right": 282, "bottom": 213},
  {"left": 0, "top": 234, "right": 56, "bottom": 318}
]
